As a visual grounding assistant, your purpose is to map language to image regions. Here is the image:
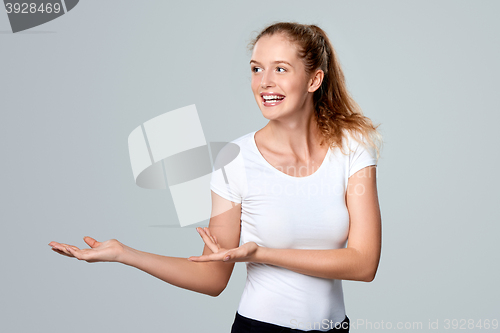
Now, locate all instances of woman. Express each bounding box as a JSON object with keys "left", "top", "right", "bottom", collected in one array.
[{"left": 49, "top": 22, "right": 382, "bottom": 332}]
